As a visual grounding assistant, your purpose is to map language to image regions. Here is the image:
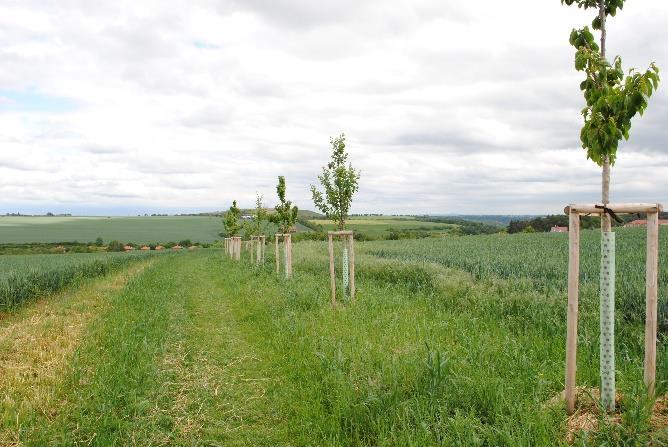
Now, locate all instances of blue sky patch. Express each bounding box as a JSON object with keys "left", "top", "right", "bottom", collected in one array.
[
  {"left": 0, "top": 89, "right": 78, "bottom": 113},
  {"left": 192, "top": 40, "right": 219, "bottom": 50}
]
